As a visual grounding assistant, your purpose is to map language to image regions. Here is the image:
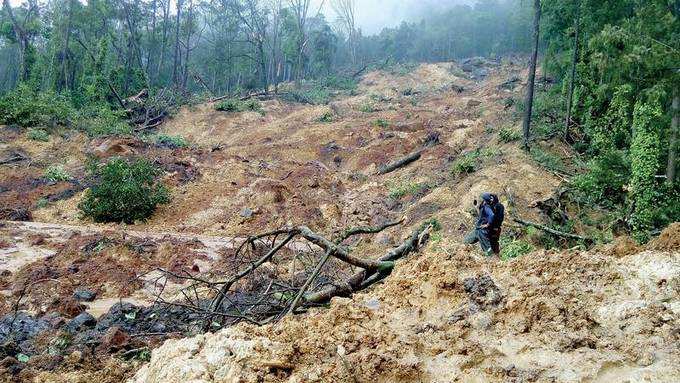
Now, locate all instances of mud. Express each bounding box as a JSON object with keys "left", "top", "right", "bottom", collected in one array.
[{"left": 0, "top": 60, "right": 678, "bottom": 382}]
